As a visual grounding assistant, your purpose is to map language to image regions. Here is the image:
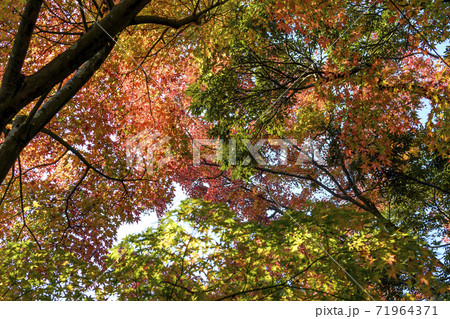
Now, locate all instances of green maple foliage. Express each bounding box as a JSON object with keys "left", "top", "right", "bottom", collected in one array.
[
  {"left": 97, "top": 200, "right": 445, "bottom": 300},
  {"left": 0, "top": 0, "right": 449, "bottom": 300},
  {"left": 0, "top": 241, "right": 99, "bottom": 300},
  {"left": 186, "top": 0, "right": 450, "bottom": 299}
]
